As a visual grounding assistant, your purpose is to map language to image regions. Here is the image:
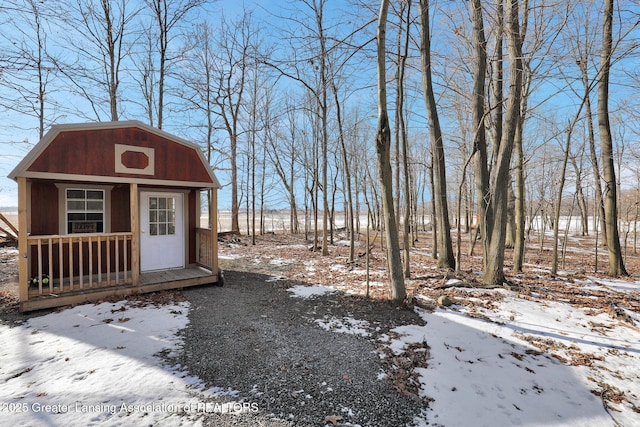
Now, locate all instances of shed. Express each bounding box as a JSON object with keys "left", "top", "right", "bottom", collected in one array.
[{"left": 8, "top": 120, "right": 221, "bottom": 312}]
